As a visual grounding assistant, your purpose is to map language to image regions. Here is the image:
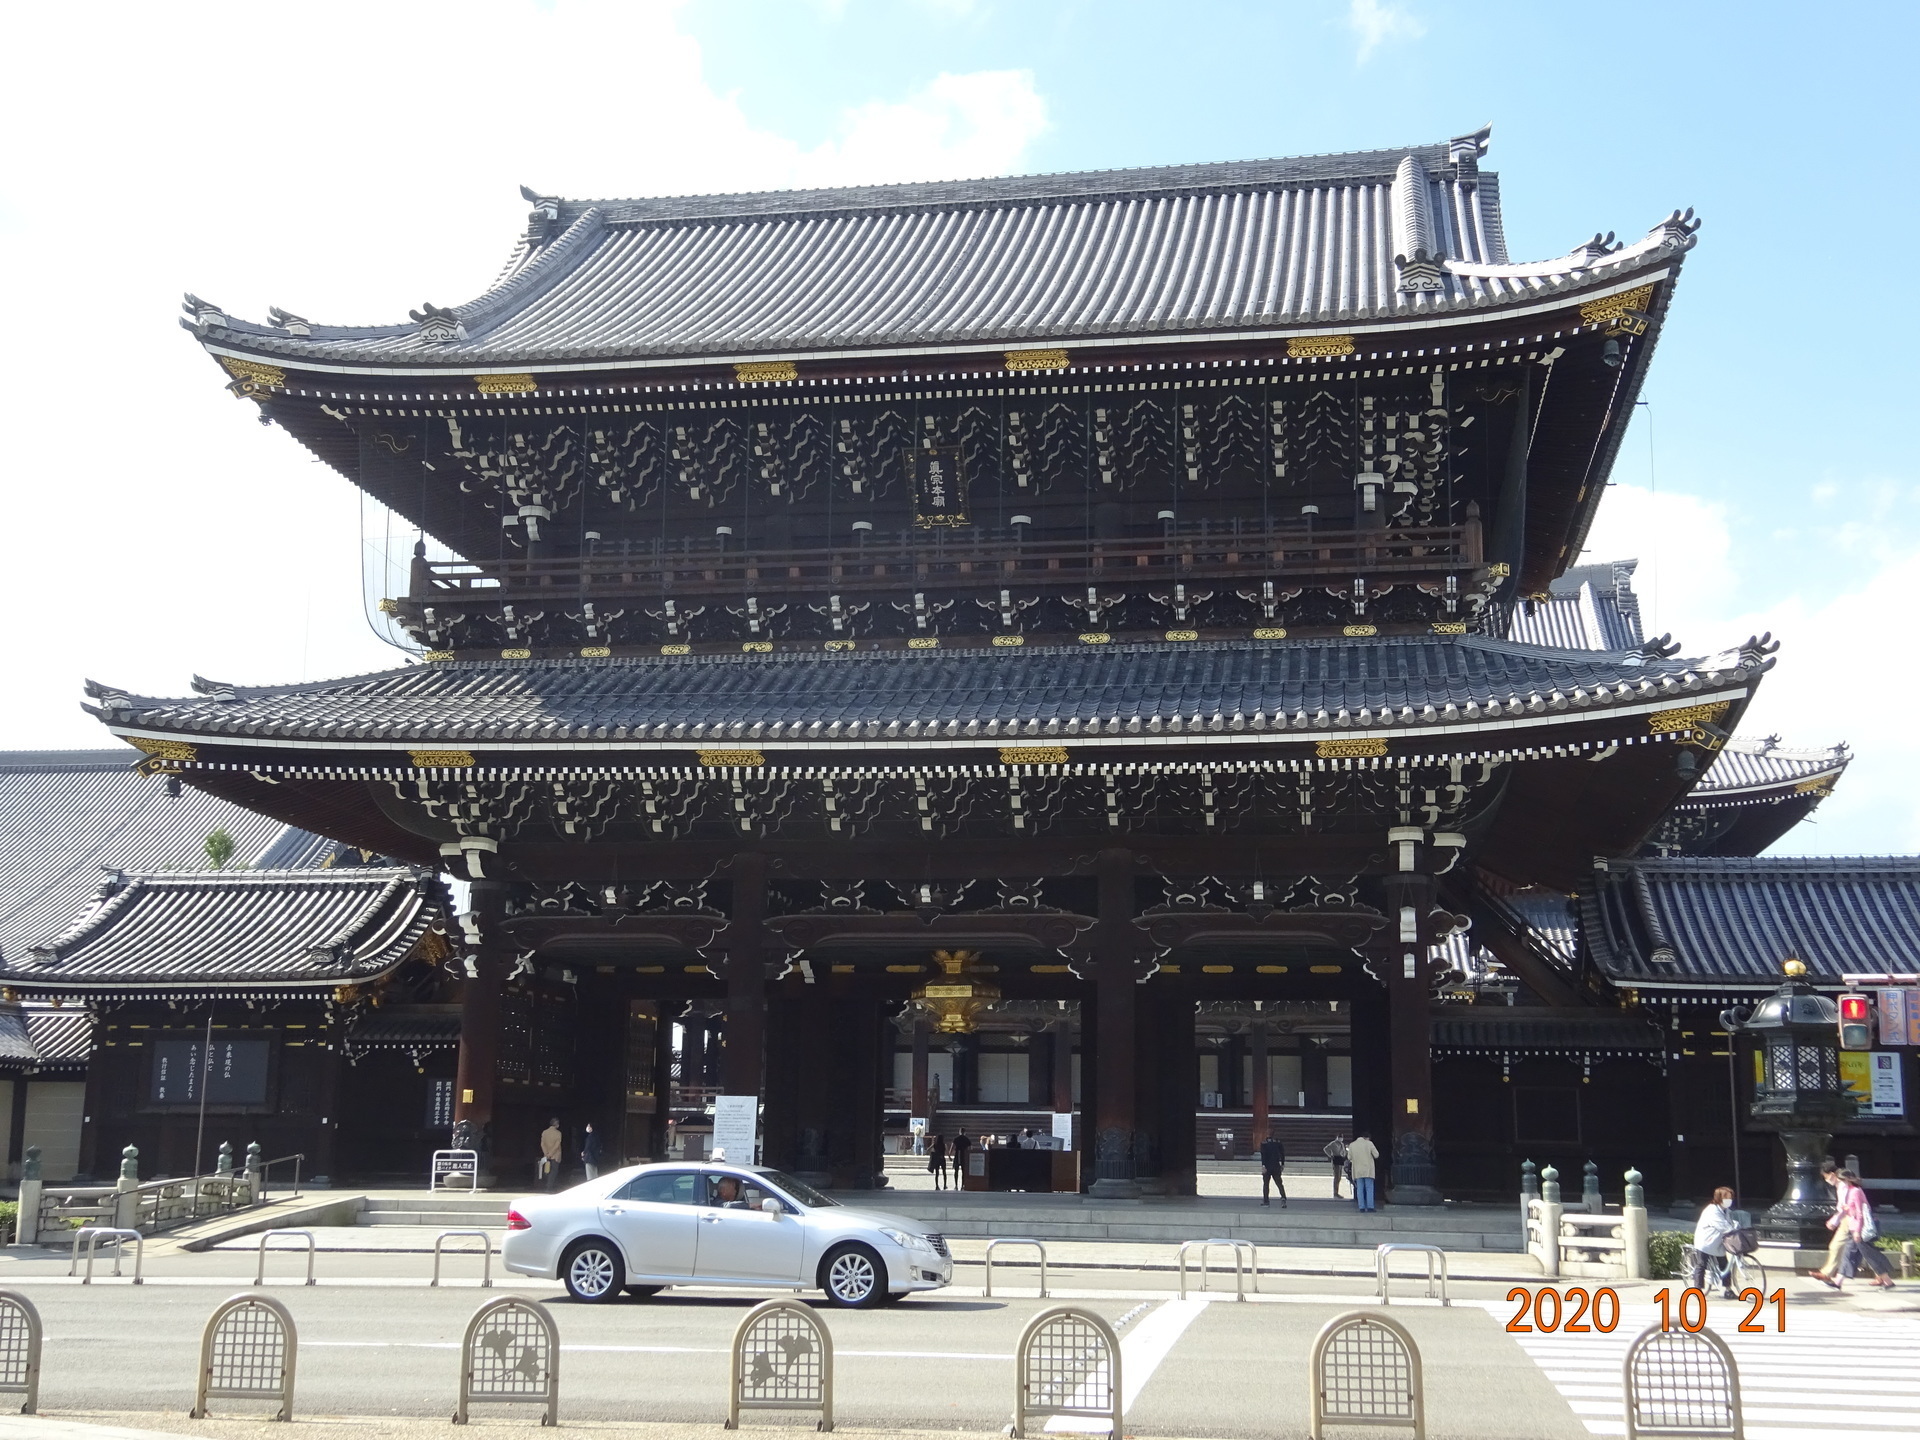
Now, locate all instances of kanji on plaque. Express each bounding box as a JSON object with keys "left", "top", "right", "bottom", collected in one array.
[{"left": 912, "top": 444, "right": 969, "bottom": 528}]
